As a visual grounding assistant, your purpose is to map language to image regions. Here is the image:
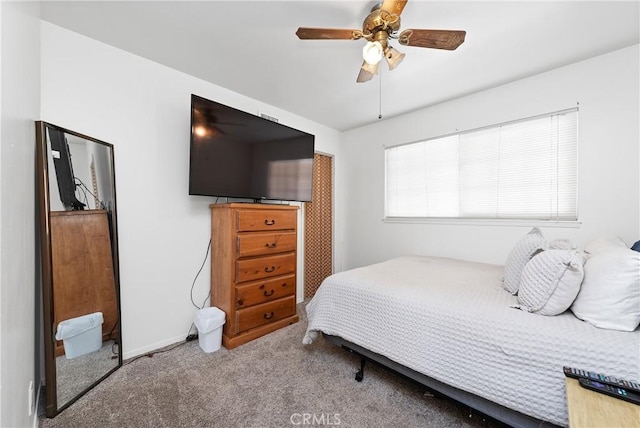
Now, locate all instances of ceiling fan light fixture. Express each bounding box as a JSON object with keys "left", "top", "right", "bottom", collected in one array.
[
  {"left": 384, "top": 46, "right": 405, "bottom": 71},
  {"left": 362, "top": 60, "right": 379, "bottom": 75},
  {"left": 362, "top": 41, "right": 384, "bottom": 65},
  {"left": 356, "top": 60, "right": 378, "bottom": 83},
  {"left": 194, "top": 125, "right": 208, "bottom": 137}
]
